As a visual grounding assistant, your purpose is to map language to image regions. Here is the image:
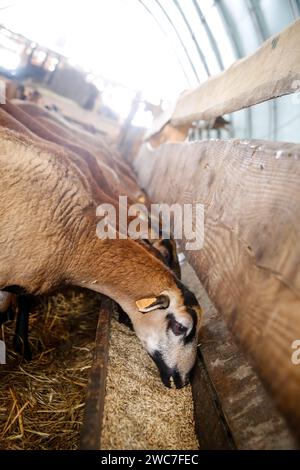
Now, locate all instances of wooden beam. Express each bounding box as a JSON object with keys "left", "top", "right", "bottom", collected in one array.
[
  {"left": 173, "top": 19, "right": 300, "bottom": 124},
  {"left": 80, "top": 297, "right": 111, "bottom": 450},
  {"left": 133, "top": 139, "right": 300, "bottom": 441},
  {"left": 192, "top": 355, "right": 236, "bottom": 450},
  {"left": 146, "top": 19, "right": 300, "bottom": 136}
]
